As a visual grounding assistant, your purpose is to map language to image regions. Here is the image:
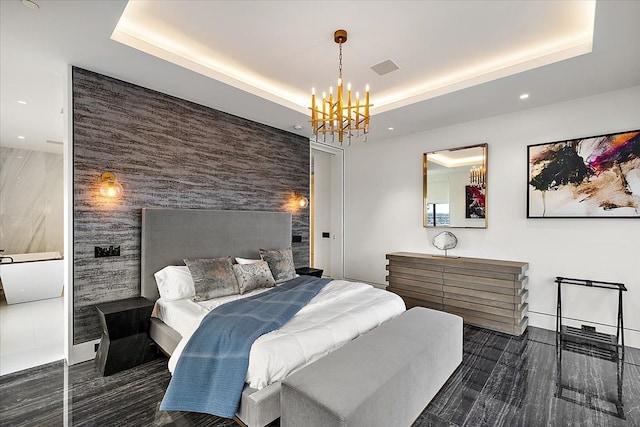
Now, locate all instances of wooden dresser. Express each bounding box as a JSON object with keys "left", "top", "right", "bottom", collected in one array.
[{"left": 386, "top": 252, "right": 529, "bottom": 335}]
